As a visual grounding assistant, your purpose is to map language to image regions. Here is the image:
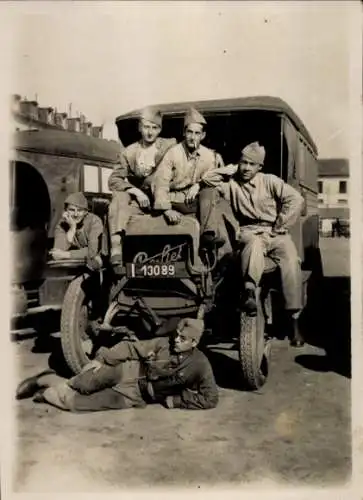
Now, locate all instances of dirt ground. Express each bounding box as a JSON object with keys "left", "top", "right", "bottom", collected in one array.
[{"left": 11, "top": 237, "right": 351, "bottom": 492}]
